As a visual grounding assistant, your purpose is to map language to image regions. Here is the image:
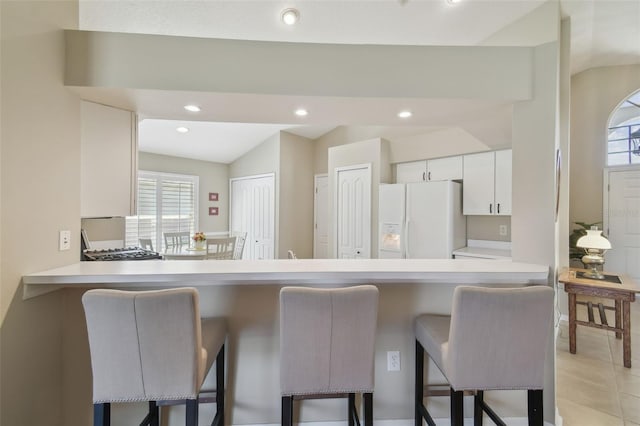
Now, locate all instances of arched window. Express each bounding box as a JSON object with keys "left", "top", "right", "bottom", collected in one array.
[{"left": 607, "top": 90, "right": 640, "bottom": 166}]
